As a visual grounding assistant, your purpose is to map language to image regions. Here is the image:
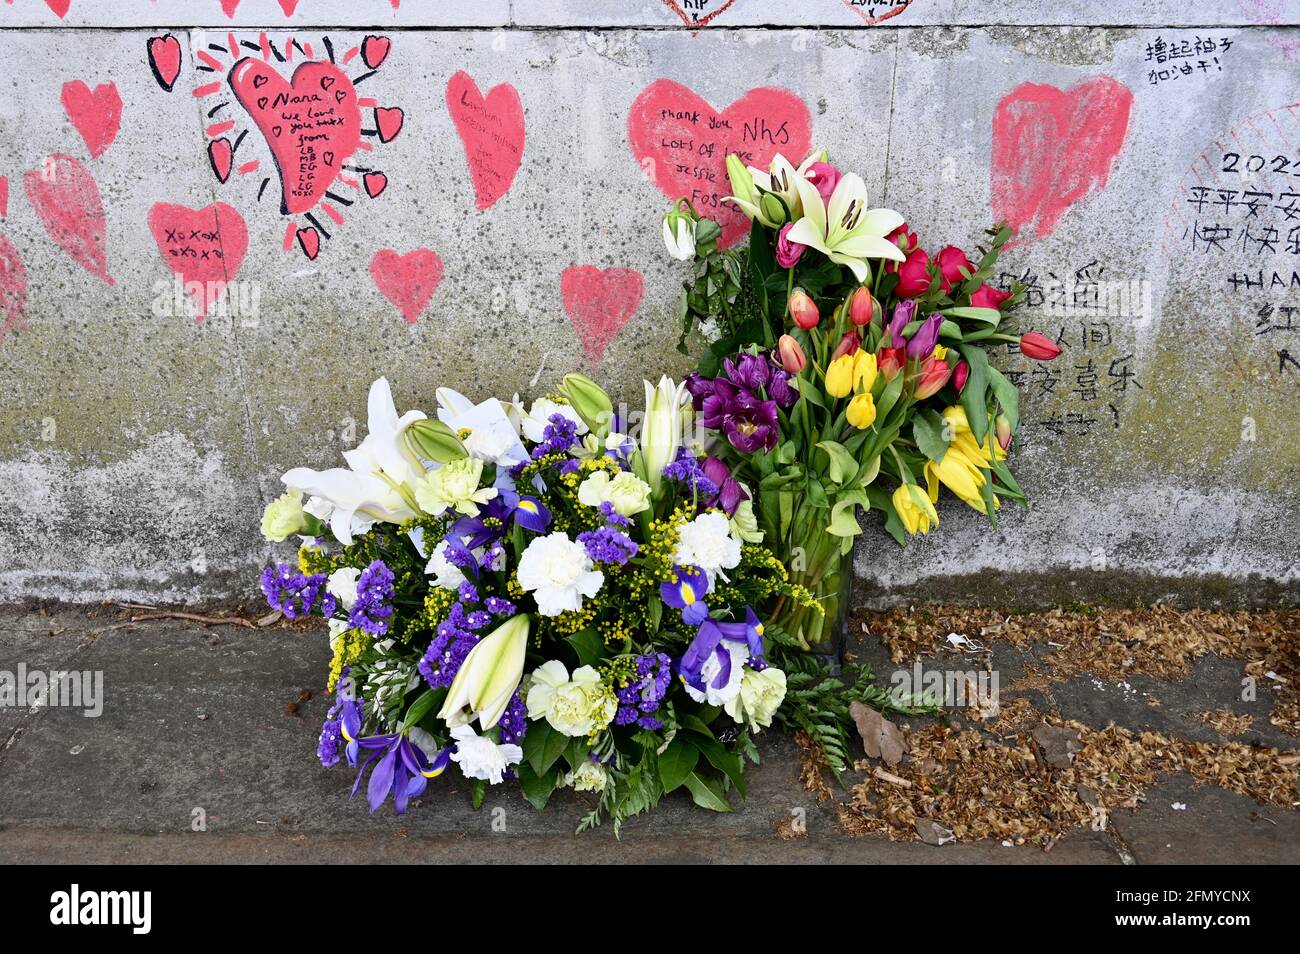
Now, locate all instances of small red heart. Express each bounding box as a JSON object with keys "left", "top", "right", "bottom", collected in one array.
[
  {"left": 370, "top": 248, "right": 444, "bottom": 323},
  {"left": 277, "top": 0, "right": 299, "bottom": 15},
  {"left": 363, "top": 171, "right": 388, "bottom": 198},
  {"left": 627, "top": 80, "right": 811, "bottom": 248},
  {"left": 147, "top": 201, "right": 249, "bottom": 323},
  {"left": 991, "top": 76, "right": 1133, "bottom": 244},
  {"left": 374, "top": 107, "right": 404, "bottom": 143},
  {"left": 0, "top": 234, "right": 27, "bottom": 348},
  {"left": 208, "top": 138, "right": 233, "bottom": 183},
  {"left": 361, "top": 35, "right": 391, "bottom": 69},
  {"left": 296, "top": 226, "right": 320, "bottom": 260},
  {"left": 560, "top": 265, "right": 644, "bottom": 365},
  {"left": 446, "top": 71, "right": 525, "bottom": 211},
  {"left": 220, "top": 0, "right": 240, "bottom": 17},
  {"left": 147, "top": 34, "right": 183, "bottom": 92},
  {"left": 61, "top": 80, "right": 123, "bottom": 158},
  {"left": 44, "top": 0, "right": 71, "bottom": 18}
]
